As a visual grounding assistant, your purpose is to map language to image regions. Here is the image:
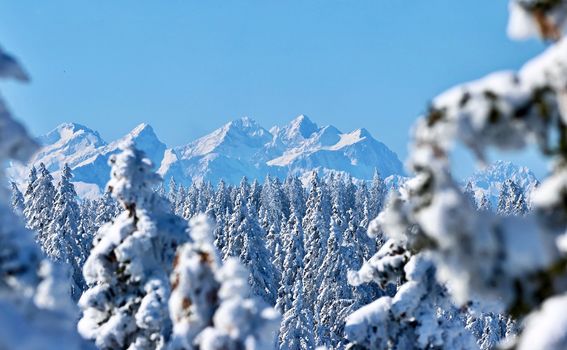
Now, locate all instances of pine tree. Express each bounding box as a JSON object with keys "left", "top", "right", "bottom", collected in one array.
[
  {"left": 45, "top": 164, "right": 83, "bottom": 300},
  {"left": 240, "top": 198, "right": 277, "bottom": 305},
  {"left": 169, "top": 215, "right": 221, "bottom": 349},
  {"left": 10, "top": 181, "right": 24, "bottom": 215},
  {"left": 497, "top": 179, "right": 528, "bottom": 216},
  {"left": 27, "top": 163, "right": 55, "bottom": 248},
  {"left": 368, "top": 169, "right": 386, "bottom": 220},
  {"left": 168, "top": 176, "right": 178, "bottom": 212},
  {"left": 343, "top": 208, "right": 380, "bottom": 303},
  {"left": 198, "top": 258, "right": 281, "bottom": 349},
  {"left": 346, "top": 250, "right": 477, "bottom": 349},
  {"left": 78, "top": 144, "right": 188, "bottom": 349},
  {"left": 278, "top": 269, "right": 316, "bottom": 350},
  {"left": 464, "top": 181, "right": 477, "bottom": 208},
  {"left": 276, "top": 214, "right": 305, "bottom": 315},
  {"left": 94, "top": 189, "right": 120, "bottom": 229},
  {"left": 225, "top": 192, "right": 247, "bottom": 259},
  {"left": 302, "top": 172, "right": 329, "bottom": 323},
  {"left": 477, "top": 192, "right": 492, "bottom": 212},
  {"left": 315, "top": 206, "right": 354, "bottom": 347},
  {"left": 285, "top": 175, "right": 306, "bottom": 219},
  {"left": 175, "top": 184, "right": 186, "bottom": 216}
]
